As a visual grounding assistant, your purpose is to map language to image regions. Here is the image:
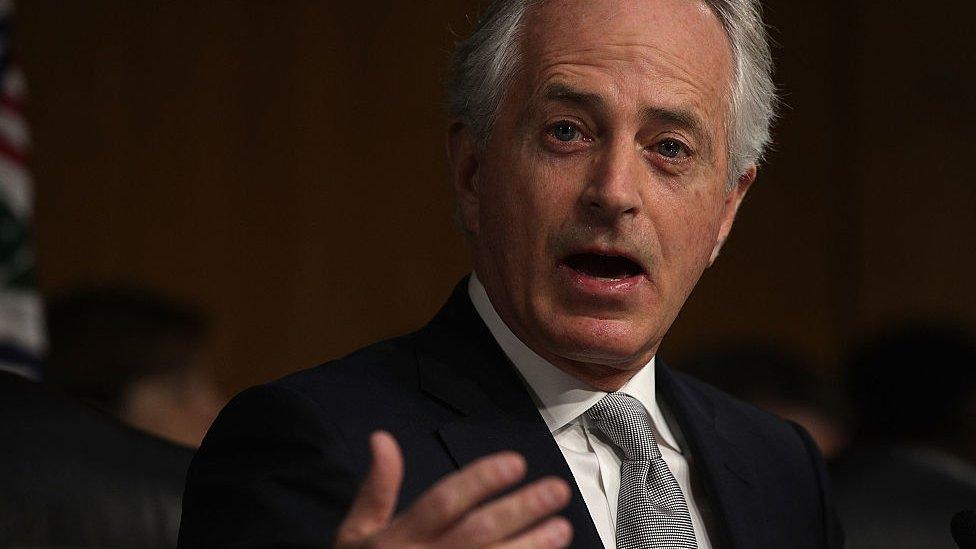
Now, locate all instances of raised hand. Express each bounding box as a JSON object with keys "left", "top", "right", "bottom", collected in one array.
[{"left": 335, "top": 431, "right": 573, "bottom": 548}]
